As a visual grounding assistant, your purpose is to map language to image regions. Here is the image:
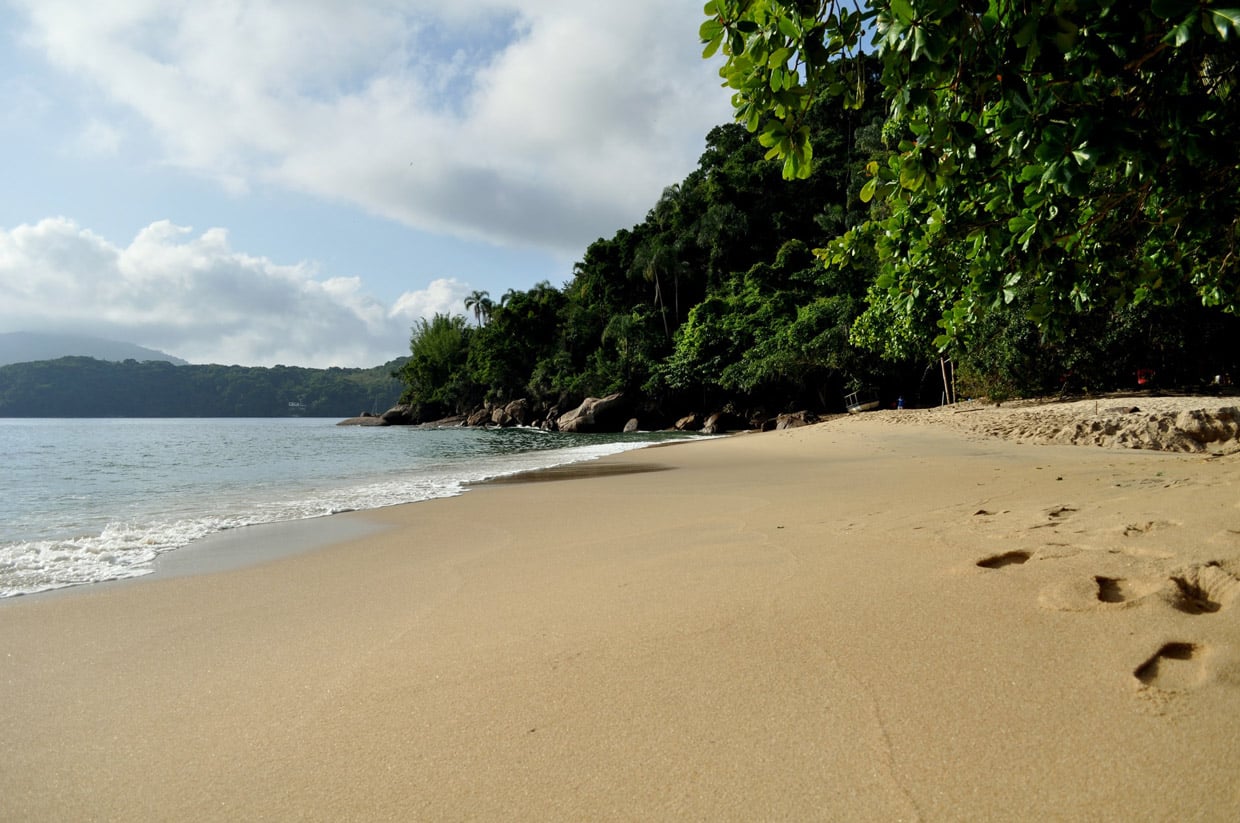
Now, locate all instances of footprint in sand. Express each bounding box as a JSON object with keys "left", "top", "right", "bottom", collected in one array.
[
  {"left": 1134, "top": 642, "right": 1206, "bottom": 691},
  {"left": 1039, "top": 574, "right": 1164, "bottom": 611},
  {"left": 1121, "top": 520, "right": 1178, "bottom": 537},
  {"left": 976, "top": 550, "right": 1032, "bottom": 569},
  {"left": 1042, "top": 563, "right": 1239, "bottom": 613},
  {"left": 1168, "top": 562, "right": 1239, "bottom": 614},
  {"left": 1094, "top": 576, "right": 1129, "bottom": 603},
  {"left": 1031, "top": 505, "right": 1079, "bottom": 530}
]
